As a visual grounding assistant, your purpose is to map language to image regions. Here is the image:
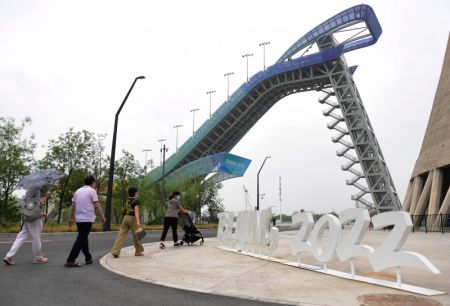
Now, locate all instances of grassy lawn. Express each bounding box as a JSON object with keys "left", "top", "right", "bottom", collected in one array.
[{"left": 0, "top": 222, "right": 218, "bottom": 233}]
